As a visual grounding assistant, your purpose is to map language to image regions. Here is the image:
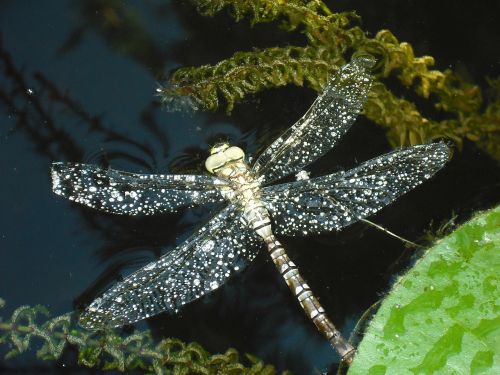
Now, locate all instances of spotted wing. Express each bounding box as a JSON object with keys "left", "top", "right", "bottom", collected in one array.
[
  {"left": 251, "top": 56, "right": 374, "bottom": 185},
  {"left": 261, "top": 143, "right": 450, "bottom": 236},
  {"left": 79, "top": 205, "right": 262, "bottom": 329},
  {"left": 51, "top": 162, "right": 228, "bottom": 215}
]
